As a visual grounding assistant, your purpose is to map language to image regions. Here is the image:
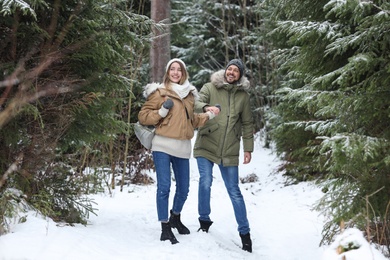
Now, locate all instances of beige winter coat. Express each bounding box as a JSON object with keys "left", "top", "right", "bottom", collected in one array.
[{"left": 138, "top": 83, "right": 209, "bottom": 140}]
